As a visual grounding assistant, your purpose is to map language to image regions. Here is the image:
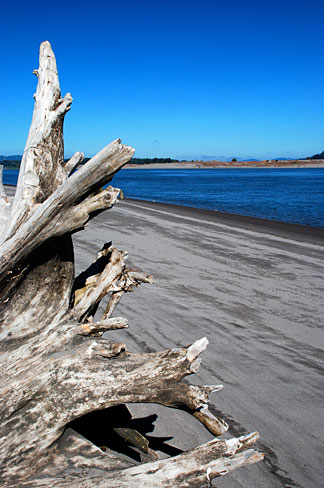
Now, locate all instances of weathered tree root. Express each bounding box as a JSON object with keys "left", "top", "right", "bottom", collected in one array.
[{"left": 0, "top": 41, "right": 263, "bottom": 487}]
